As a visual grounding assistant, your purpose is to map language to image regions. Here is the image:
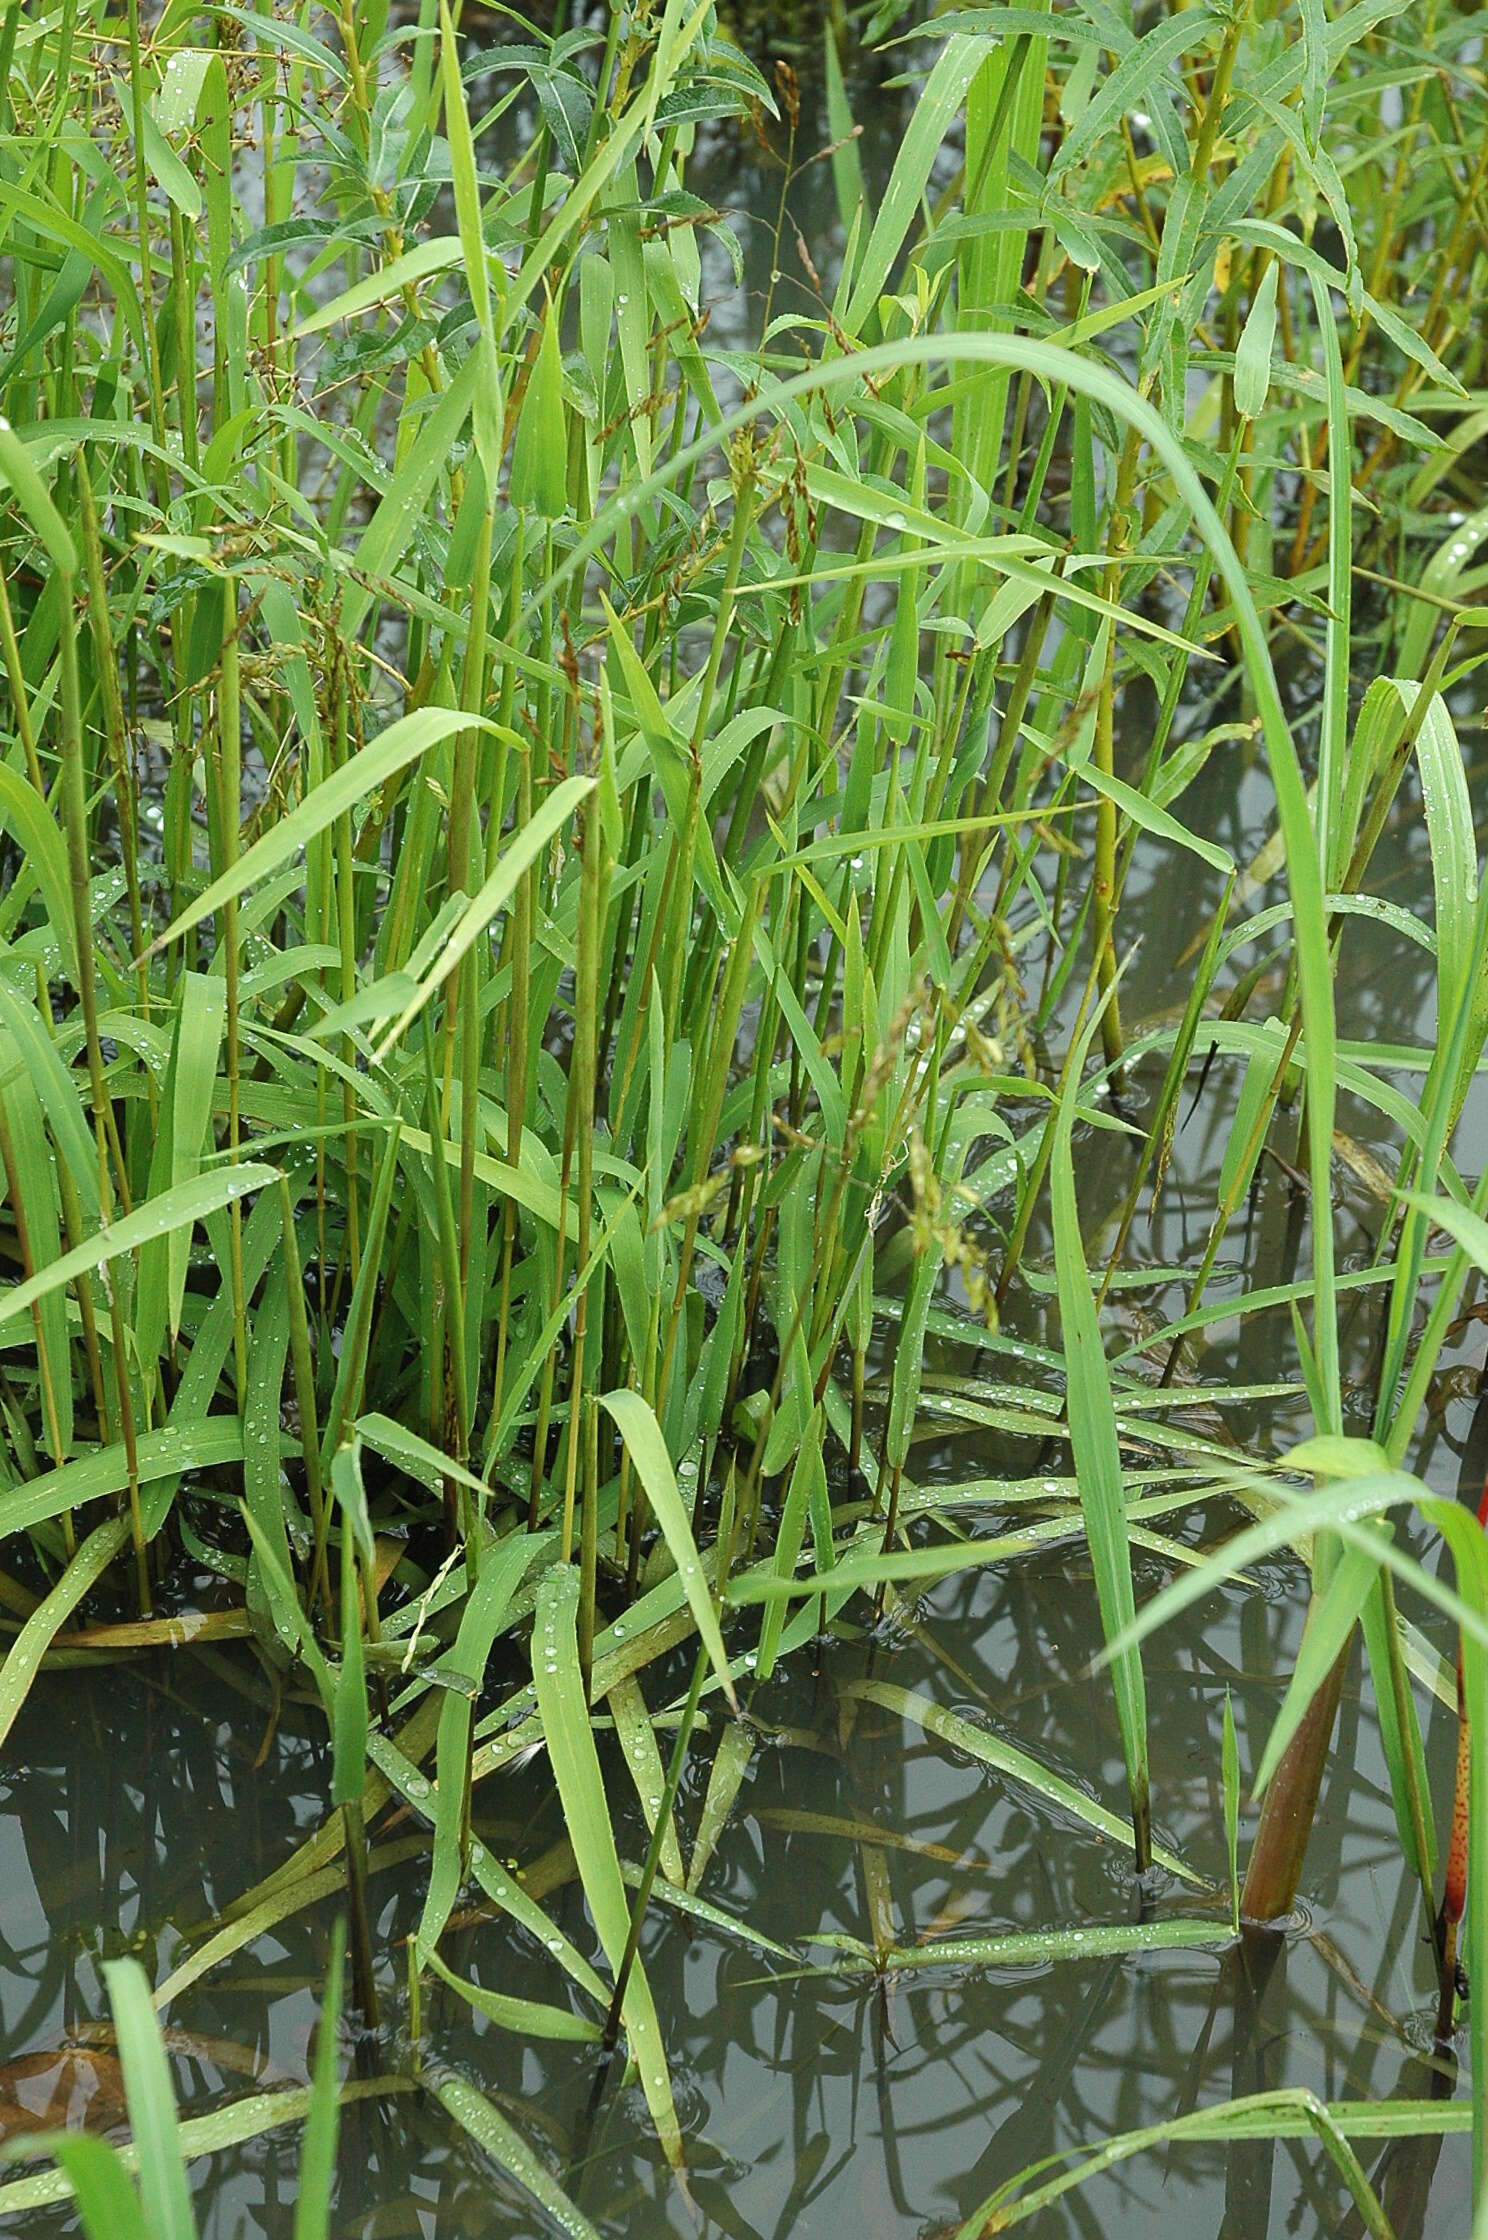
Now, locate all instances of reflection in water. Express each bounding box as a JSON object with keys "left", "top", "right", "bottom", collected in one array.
[{"left": 0, "top": 1496, "right": 1474, "bottom": 2234}]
